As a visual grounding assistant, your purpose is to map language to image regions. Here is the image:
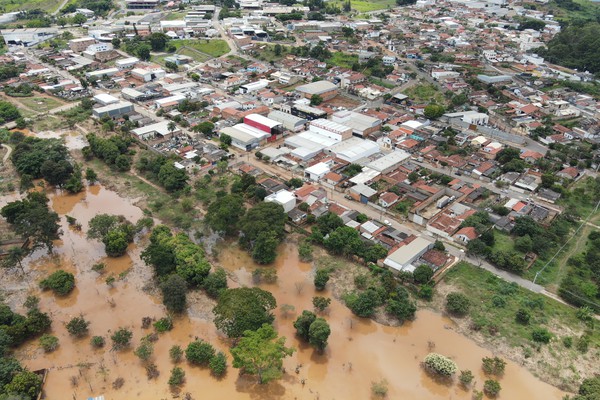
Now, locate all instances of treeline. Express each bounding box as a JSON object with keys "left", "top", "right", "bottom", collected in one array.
[
  {"left": 62, "top": 0, "right": 113, "bottom": 16},
  {"left": 84, "top": 133, "right": 133, "bottom": 172},
  {"left": 0, "top": 301, "right": 52, "bottom": 399},
  {"left": 136, "top": 152, "right": 189, "bottom": 193},
  {"left": 0, "top": 101, "right": 21, "bottom": 124},
  {"left": 539, "top": 22, "right": 600, "bottom": 75},
  {"left": 204, "top": 173, "right": 286, "bottom": 264}
]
